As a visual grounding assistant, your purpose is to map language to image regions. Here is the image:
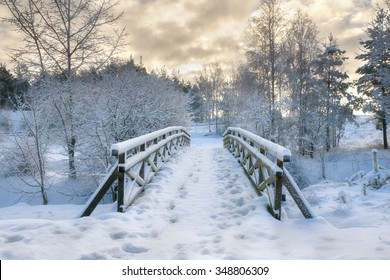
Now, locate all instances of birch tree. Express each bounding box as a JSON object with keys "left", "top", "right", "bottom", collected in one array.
[
  {"left": 0, "top": 0, "right": 126, "bottom": 178},
  {"left": 2, "top": 84, "right": 52, "bottom": 204},
  {"left": 284, "top": 10, "right": 320, "bottom": 155},
  {"left": 76, "top": 60, "right": 192, "bottom": 175},
  {"left": 196, "top": 63, "right": 225, "bottom": 134},
  {"left": 245, "top": 0, "right": 285, "bottom": 139}
]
